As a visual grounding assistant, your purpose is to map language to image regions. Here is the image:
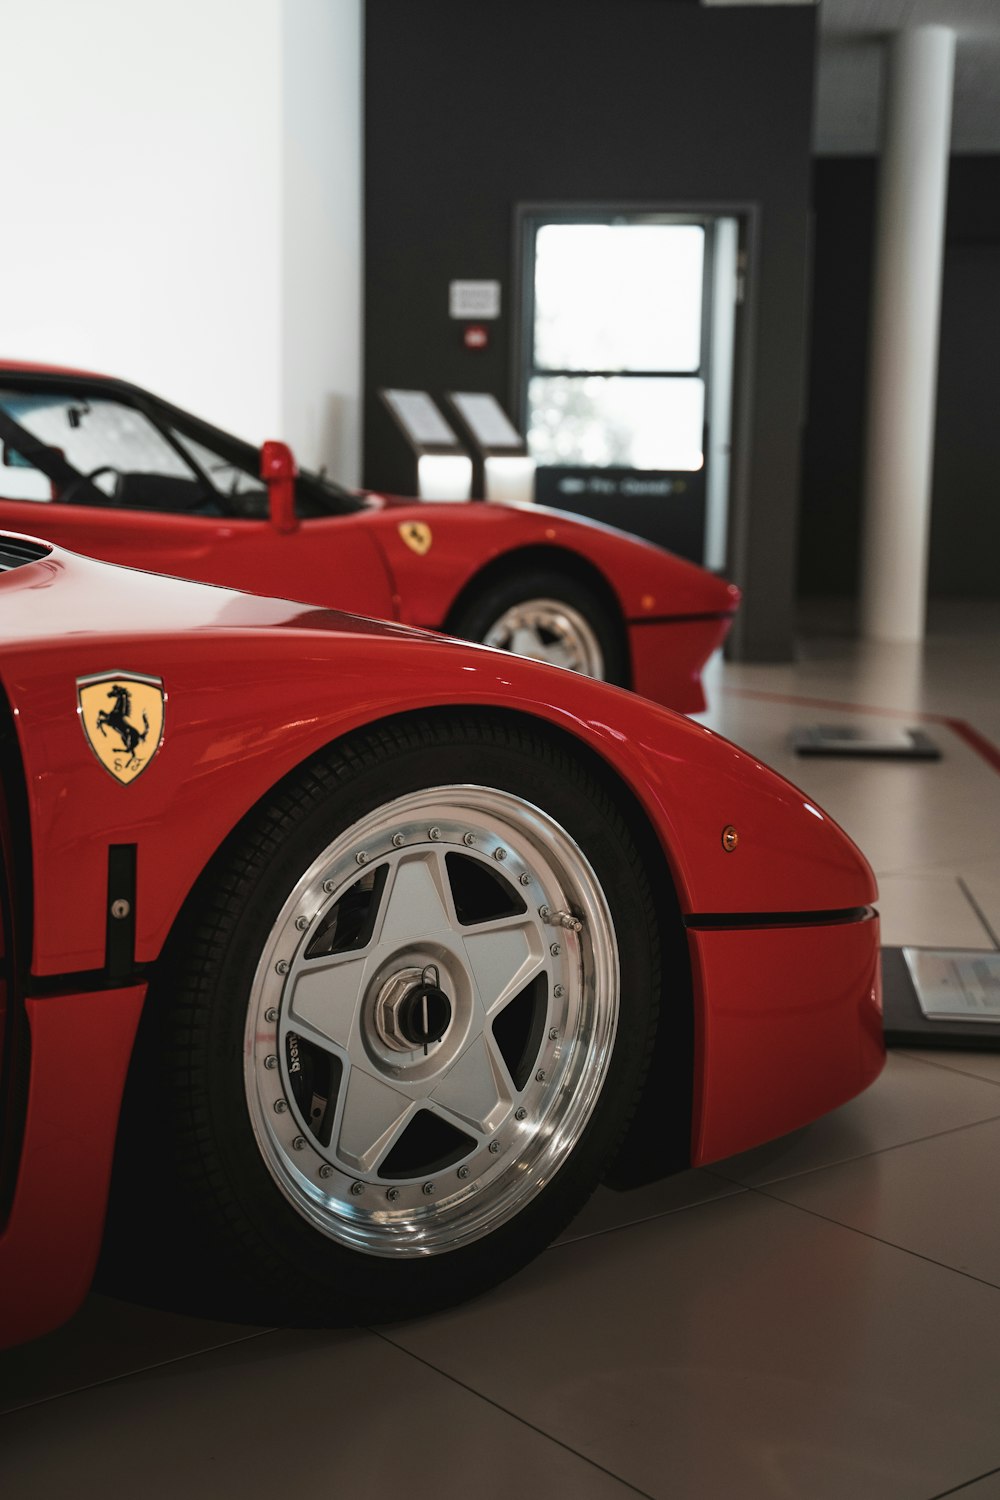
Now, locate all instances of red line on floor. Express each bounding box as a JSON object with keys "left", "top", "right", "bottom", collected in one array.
[
  {"left": 723, "top": 687, "right": 915, "bottom": 719},
  {"left": 720, "top": 687, "right": 1000, "bottom": 779},
  {"left": 944, "top": 719, "right": 1000, "bottom": 777}
]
